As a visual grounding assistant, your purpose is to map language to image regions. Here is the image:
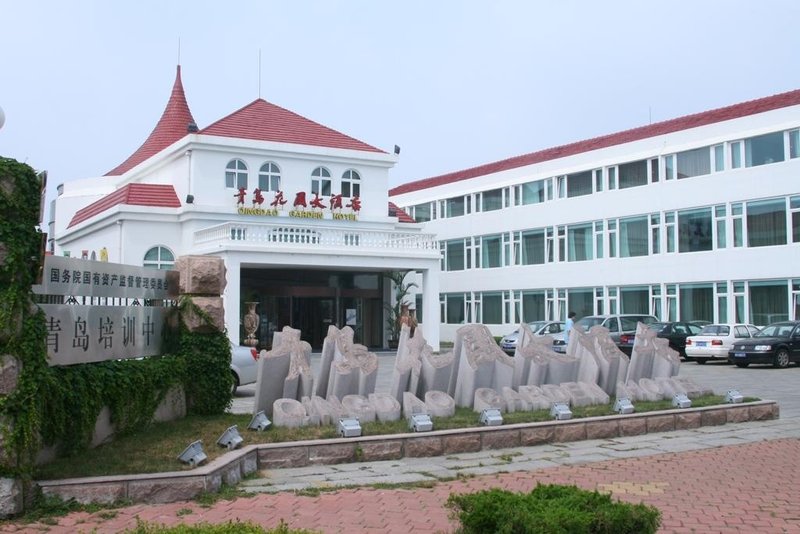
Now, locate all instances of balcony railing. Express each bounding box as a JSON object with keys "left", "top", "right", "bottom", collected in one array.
[{"left": 194, "top": 221, "right": 438, "bottom": 253}]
